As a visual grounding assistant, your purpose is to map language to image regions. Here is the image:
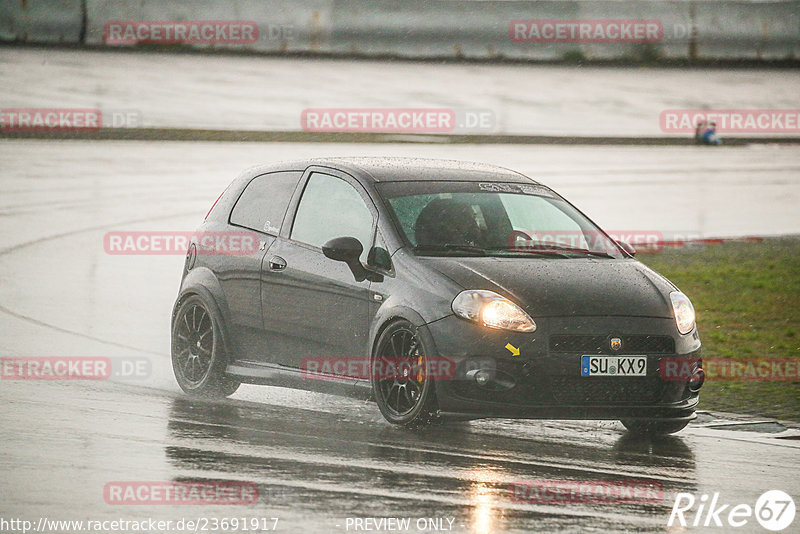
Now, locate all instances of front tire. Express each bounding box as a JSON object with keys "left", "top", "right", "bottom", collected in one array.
[
  {"left": 371, "top": 321, "right": 438, "bottom": 428},
  {"left": 621, "top": 419, "right": 689, "bottom": 435},
  {"left": 171, "top": 295, "right": 240, "bottom": 398}
]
